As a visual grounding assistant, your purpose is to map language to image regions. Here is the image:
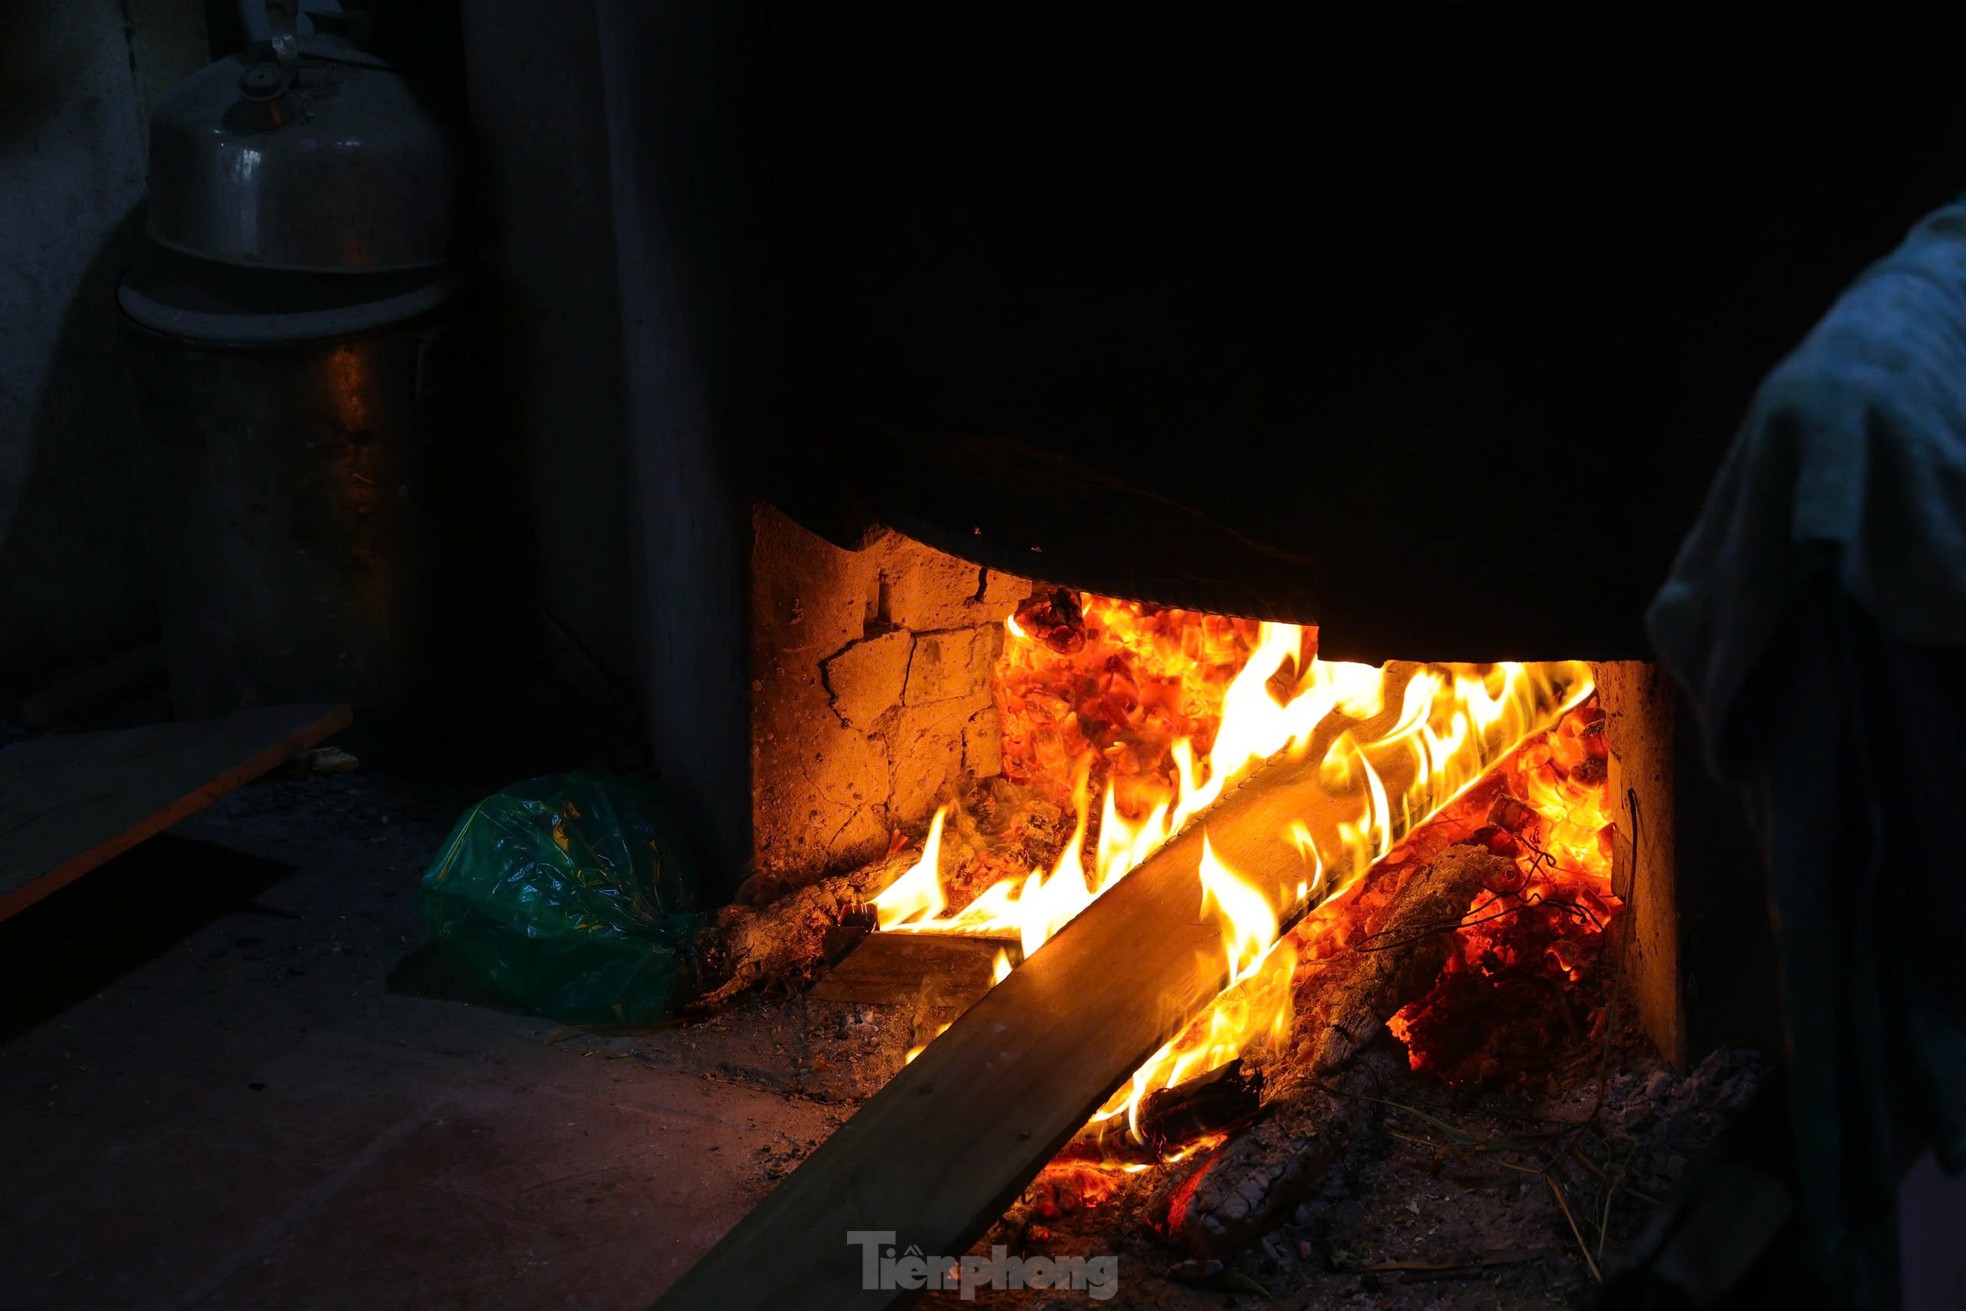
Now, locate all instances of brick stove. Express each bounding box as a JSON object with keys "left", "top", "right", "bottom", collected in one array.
[
  {"left": 747, "top": 504, "right": 1032, "bottom": 896},
  {"left": 740, "top": 493, "right": 1685, "bottom": 1051}
]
